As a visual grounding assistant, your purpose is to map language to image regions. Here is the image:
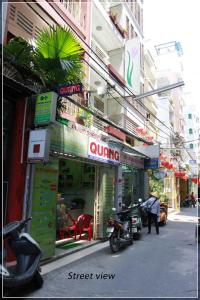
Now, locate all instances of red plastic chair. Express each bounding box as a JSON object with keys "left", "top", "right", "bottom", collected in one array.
[
  {"left": 81, "top": 214, "right": 93, "bottom": 241},
  {"left": 67, "top": 214, "right": 85, "bottom": 240},
  {"left": 67, "top": 214, "right": 93, "bottom": 241}
]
